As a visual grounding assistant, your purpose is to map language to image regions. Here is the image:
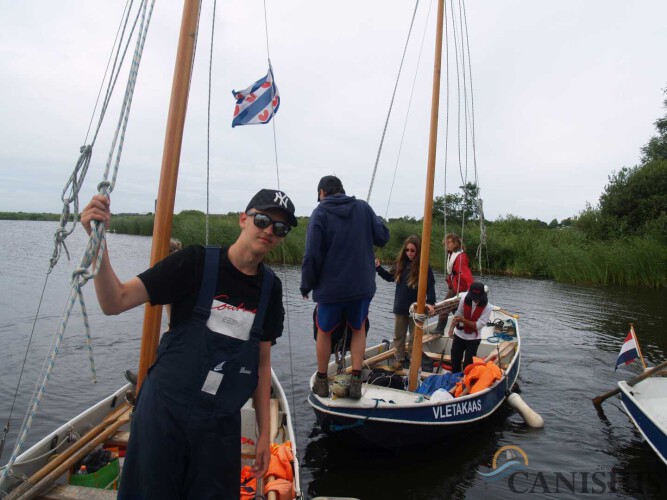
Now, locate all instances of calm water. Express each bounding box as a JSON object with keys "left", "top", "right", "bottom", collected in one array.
[{"left": 1, "top": 220, "right": 666, "bottom": 499}]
